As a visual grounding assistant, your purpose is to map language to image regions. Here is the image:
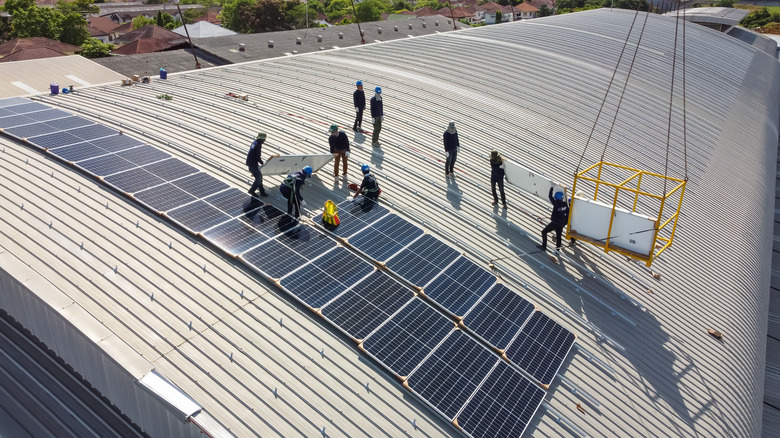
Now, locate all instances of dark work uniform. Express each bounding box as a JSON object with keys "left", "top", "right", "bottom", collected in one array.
[
  {"left": 329, "top": 130, "right": 350, "bottom": 176},
  {"left": 370, "top": 96, "right": 383, "bottom": 145},
  {"left": 279, "top": 170, "right": 308, "bottom": 218},
  {"left": 353, "top": 89, "right": 365, "bottom": 131},
  {"left": 246, "top": 138, "right": 266, "bottom": 195},
  {"left": 359, "top": 172, "right": 380, "bottom": 200},
  {"left": 443, "top": 130, "right": 459, "bottom": 175},
  {"left": 541, "top": 187, "right": 569, "bottom": 250},
  {"left": 490, "top": 158, "right": 506, "bottom": 205}
]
